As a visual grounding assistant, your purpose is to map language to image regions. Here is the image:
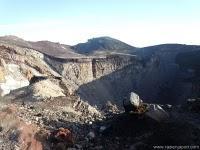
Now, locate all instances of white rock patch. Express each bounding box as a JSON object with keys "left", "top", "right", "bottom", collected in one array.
[
  {"left": 29, "top": 79, "right": 65, "bottom": 99},
  {"left": 0, "top": 64, "right": 29, "bottom": 96}
]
